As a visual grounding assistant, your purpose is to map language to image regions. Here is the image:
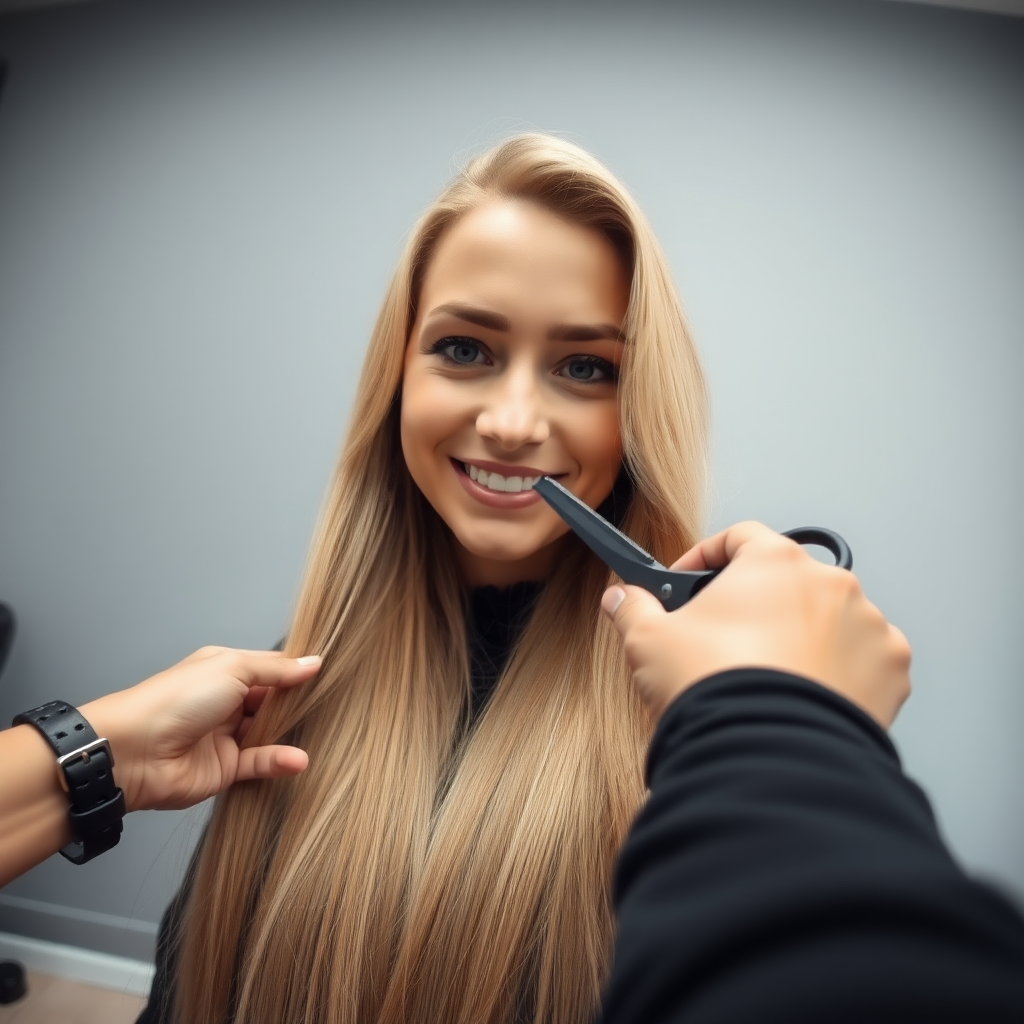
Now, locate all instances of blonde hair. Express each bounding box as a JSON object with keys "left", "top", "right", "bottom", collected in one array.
[{"left": 174, "top": 134, "right": 708, "bottom": 1024}]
